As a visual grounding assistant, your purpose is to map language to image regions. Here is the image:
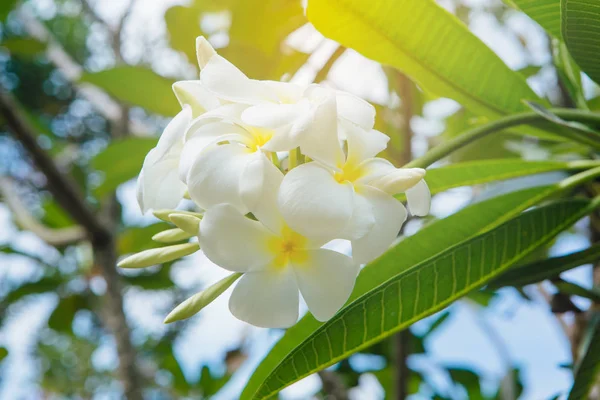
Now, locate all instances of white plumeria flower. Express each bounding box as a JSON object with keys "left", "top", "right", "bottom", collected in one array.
[
  {"left": 136, "top": 80, "right": 221, "bottom": 213},
  {"left": 198, "top": 156, "right": 359, "bottom": 328},
  {"left": 278, "top": 112, "right": 431, "bottom": 264},
  {"left": 196, "top": 36, "right": 377, "bottom": 167}
]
